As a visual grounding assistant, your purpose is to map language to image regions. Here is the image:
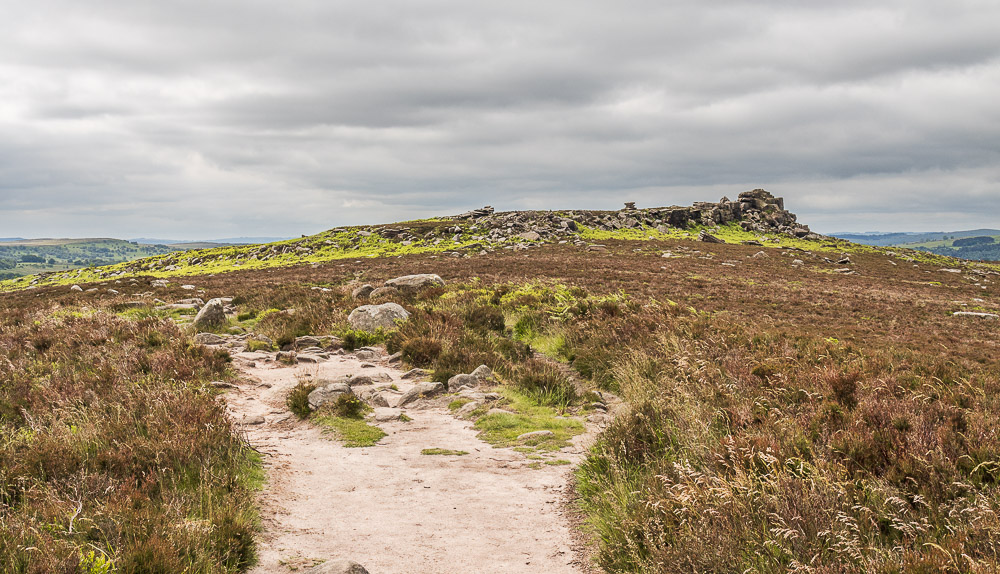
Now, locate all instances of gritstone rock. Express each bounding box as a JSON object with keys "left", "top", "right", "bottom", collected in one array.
[
  {"left": 397, "top": 382, "right": 446, "bottom": 407},
  {"left": 307, "top": 383, "right": 354, "bottom": 410},
  {"left": 347, "top": 303, "right": 410, "bottom": 331},
  {"left": 384, "top": 274, "right": 445, "bottom": 294},
  {"left": 192, "top": 298, "right": 227, "bottom": 329}
]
